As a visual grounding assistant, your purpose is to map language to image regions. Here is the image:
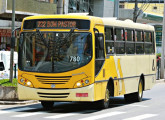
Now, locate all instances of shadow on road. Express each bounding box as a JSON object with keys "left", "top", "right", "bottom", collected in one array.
[{"left": 1, "top": 97, "right": 151, "bottom": 114}]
